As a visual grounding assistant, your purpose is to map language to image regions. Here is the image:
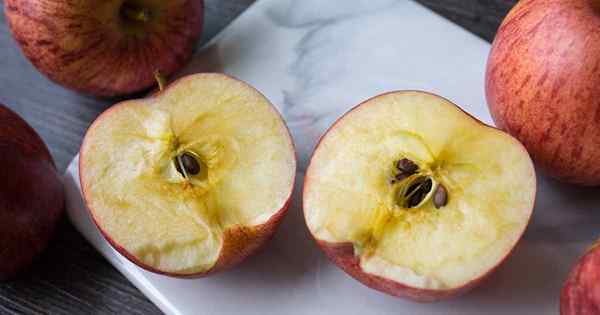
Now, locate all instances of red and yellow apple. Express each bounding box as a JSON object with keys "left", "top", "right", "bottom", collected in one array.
[
  {"left": 303, "top": 91, "right": 535, "bottom": 301},
  {"left": 5, "top": 0, "right": 203, "bottom": 97},
  {"left": 486, "top": 0, "right": 600, "bottom": 185},
  {"left": 79, "top": 73, "right": 296, "bottom": 277},
  {"left": 0, "top": 105, "right": 64, "bottom": 280},
  {"left": 561, "top": 242, "right": 600, "bottom": 315}
]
